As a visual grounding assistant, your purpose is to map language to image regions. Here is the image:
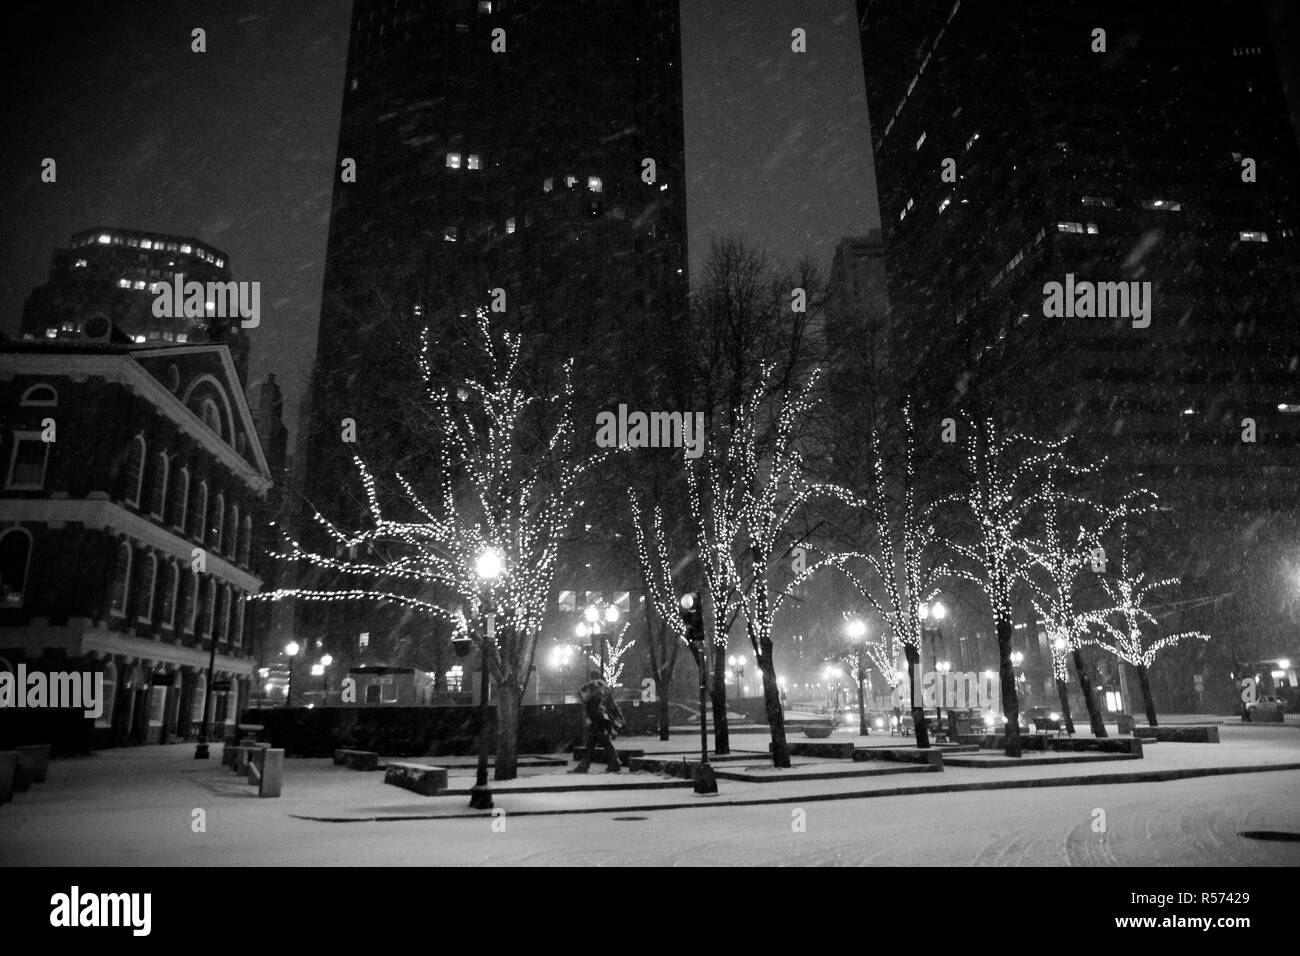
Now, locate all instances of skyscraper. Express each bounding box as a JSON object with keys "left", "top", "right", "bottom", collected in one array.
[
  {"left": 295, "top": 0, "right": 689, "bottom": 668},
  {"left": 857, "top": 0, "right": 1300, "bottom": 699}
]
